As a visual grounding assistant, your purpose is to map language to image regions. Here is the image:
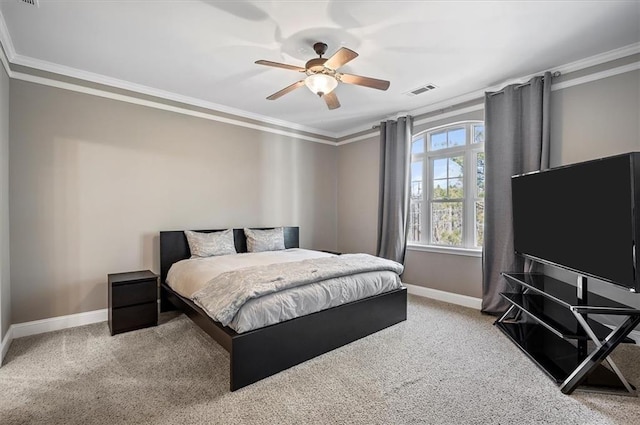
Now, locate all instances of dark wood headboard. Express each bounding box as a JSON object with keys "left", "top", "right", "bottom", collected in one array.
[{"left": 159, "top": 227, "right": 300, "bottom": 283}]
